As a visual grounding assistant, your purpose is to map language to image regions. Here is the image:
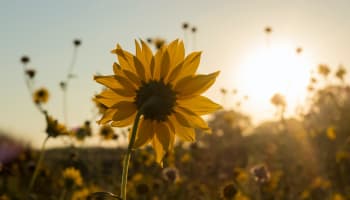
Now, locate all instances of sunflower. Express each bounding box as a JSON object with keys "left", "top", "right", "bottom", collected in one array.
[
  {"left": 33, "top": 87, "right": 49, "bottom": 104},
  {"left": 94, "top": 39, "right": 221, "bottom": 163}
]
